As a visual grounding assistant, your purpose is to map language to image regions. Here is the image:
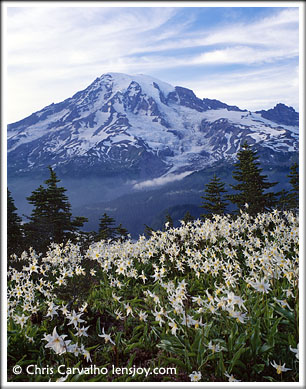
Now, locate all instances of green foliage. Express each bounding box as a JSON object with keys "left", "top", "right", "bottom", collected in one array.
[
  {"left": 7, "top": 189, "right": 24, "bottom": 258},
  {"left": 96, "top": 213, "right": 116, "bottom": 241},
  {"left": 200, "top": 174, "right": 228, "bottom": 219},
  {"left": 23, "top": 167, "right": 87, "bottom": 252},
  {"left": 287, "top": 162, "right": 299, "bottom": 210},
  {"left": 275, "top": 163, "right": 299, "bottom": 212},
  {"left": 95, "top": 213, "right": 129, "bottom": 242},
  {"left": 164, "top": 213, "right": 174, "bottom": 229},
  {"left": 228, "top": 142, "right": 278, "bottom": 215},
  {"left": 144, "top": 224, "right": 155, "bottom": 238},
  {"left": 116, "top": 224, "right": 129, "bottom": 242},
  {"left": 182, "top": 211, "right": 194, "bottom": 224}
]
